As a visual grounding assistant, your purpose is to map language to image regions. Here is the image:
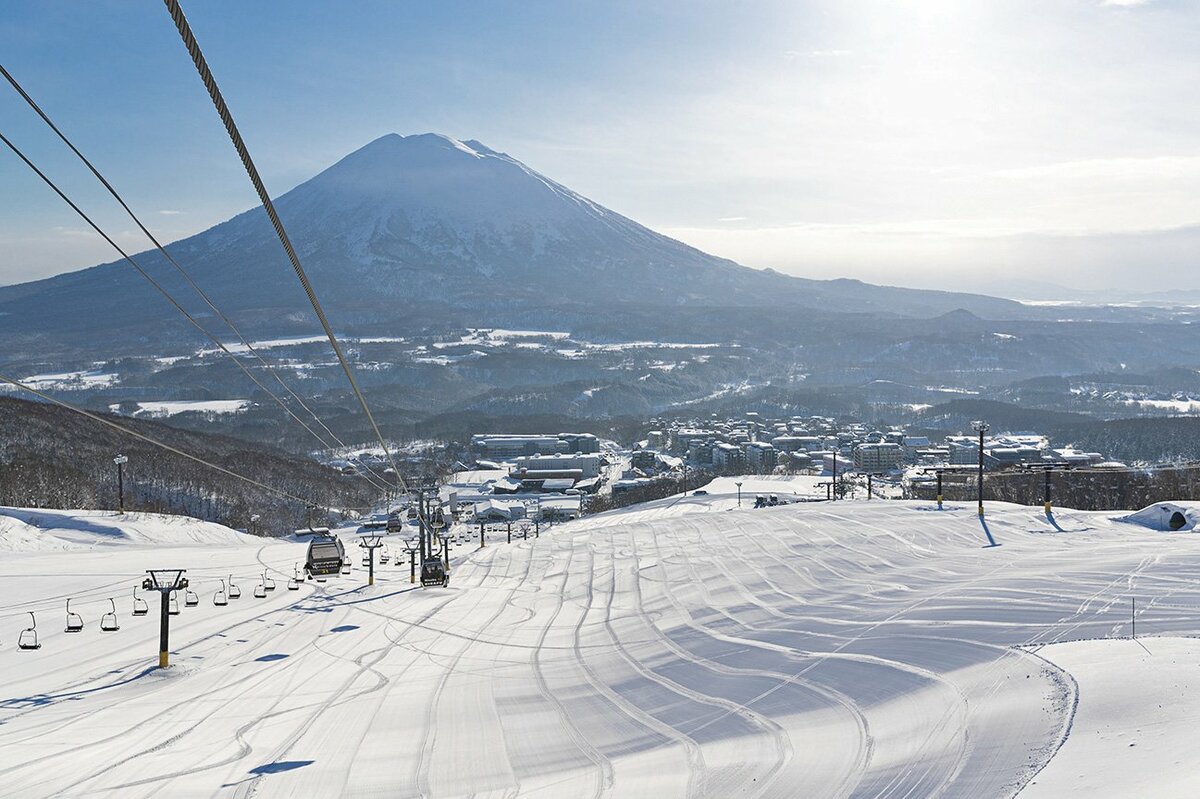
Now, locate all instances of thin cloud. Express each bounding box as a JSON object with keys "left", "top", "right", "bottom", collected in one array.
[
  {"left": 157, "top": 209, "right": 183, "bottom": 215},
  {"left": 717, "top": 216, "right": 747, "bottom": 223}
]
